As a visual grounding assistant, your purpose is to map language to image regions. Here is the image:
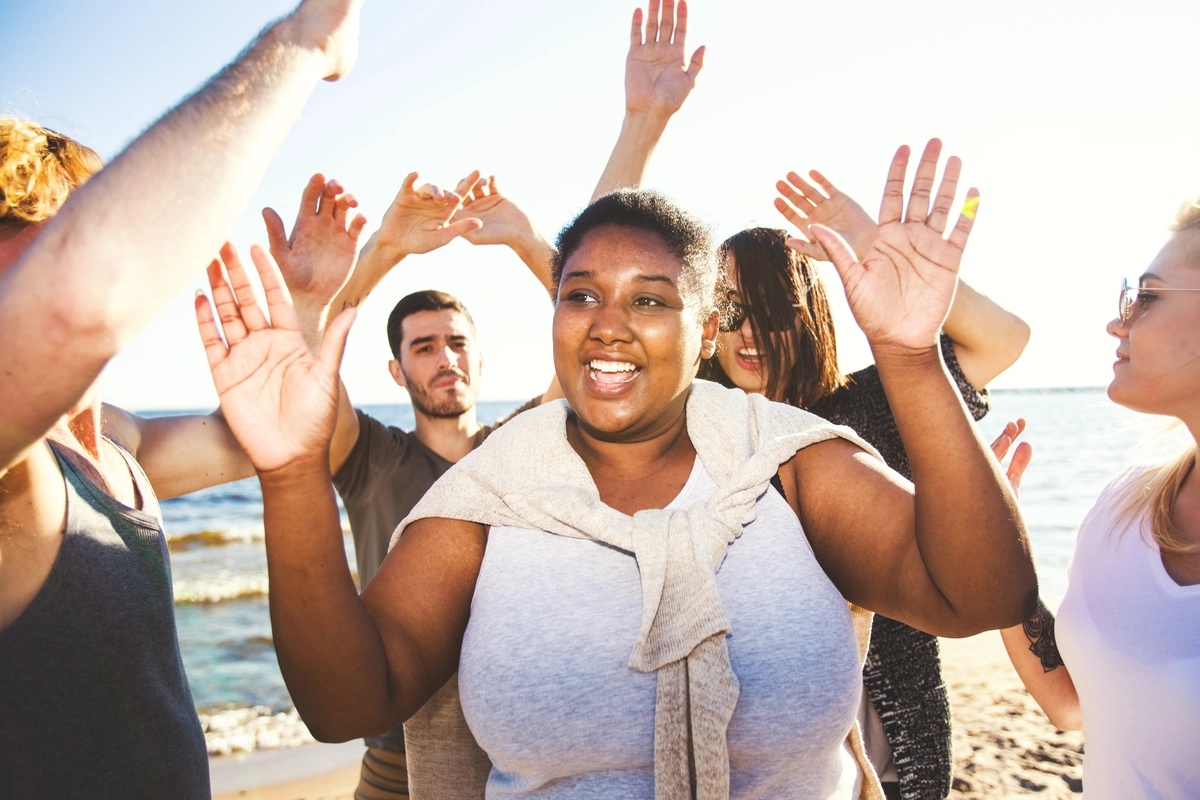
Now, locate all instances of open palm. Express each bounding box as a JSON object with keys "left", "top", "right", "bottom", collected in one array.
[
  {"left": 196, "top": 244, "right": 354, "bottom": 474},
  {"left": 811, "top": 139, "right": 978, "bottom": 351},
  {"left": 625, "top": 0, "right": 705, "bottom": 117},
  {"left": 373, "top": 172, "right": 481, "bottom": 259}
]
